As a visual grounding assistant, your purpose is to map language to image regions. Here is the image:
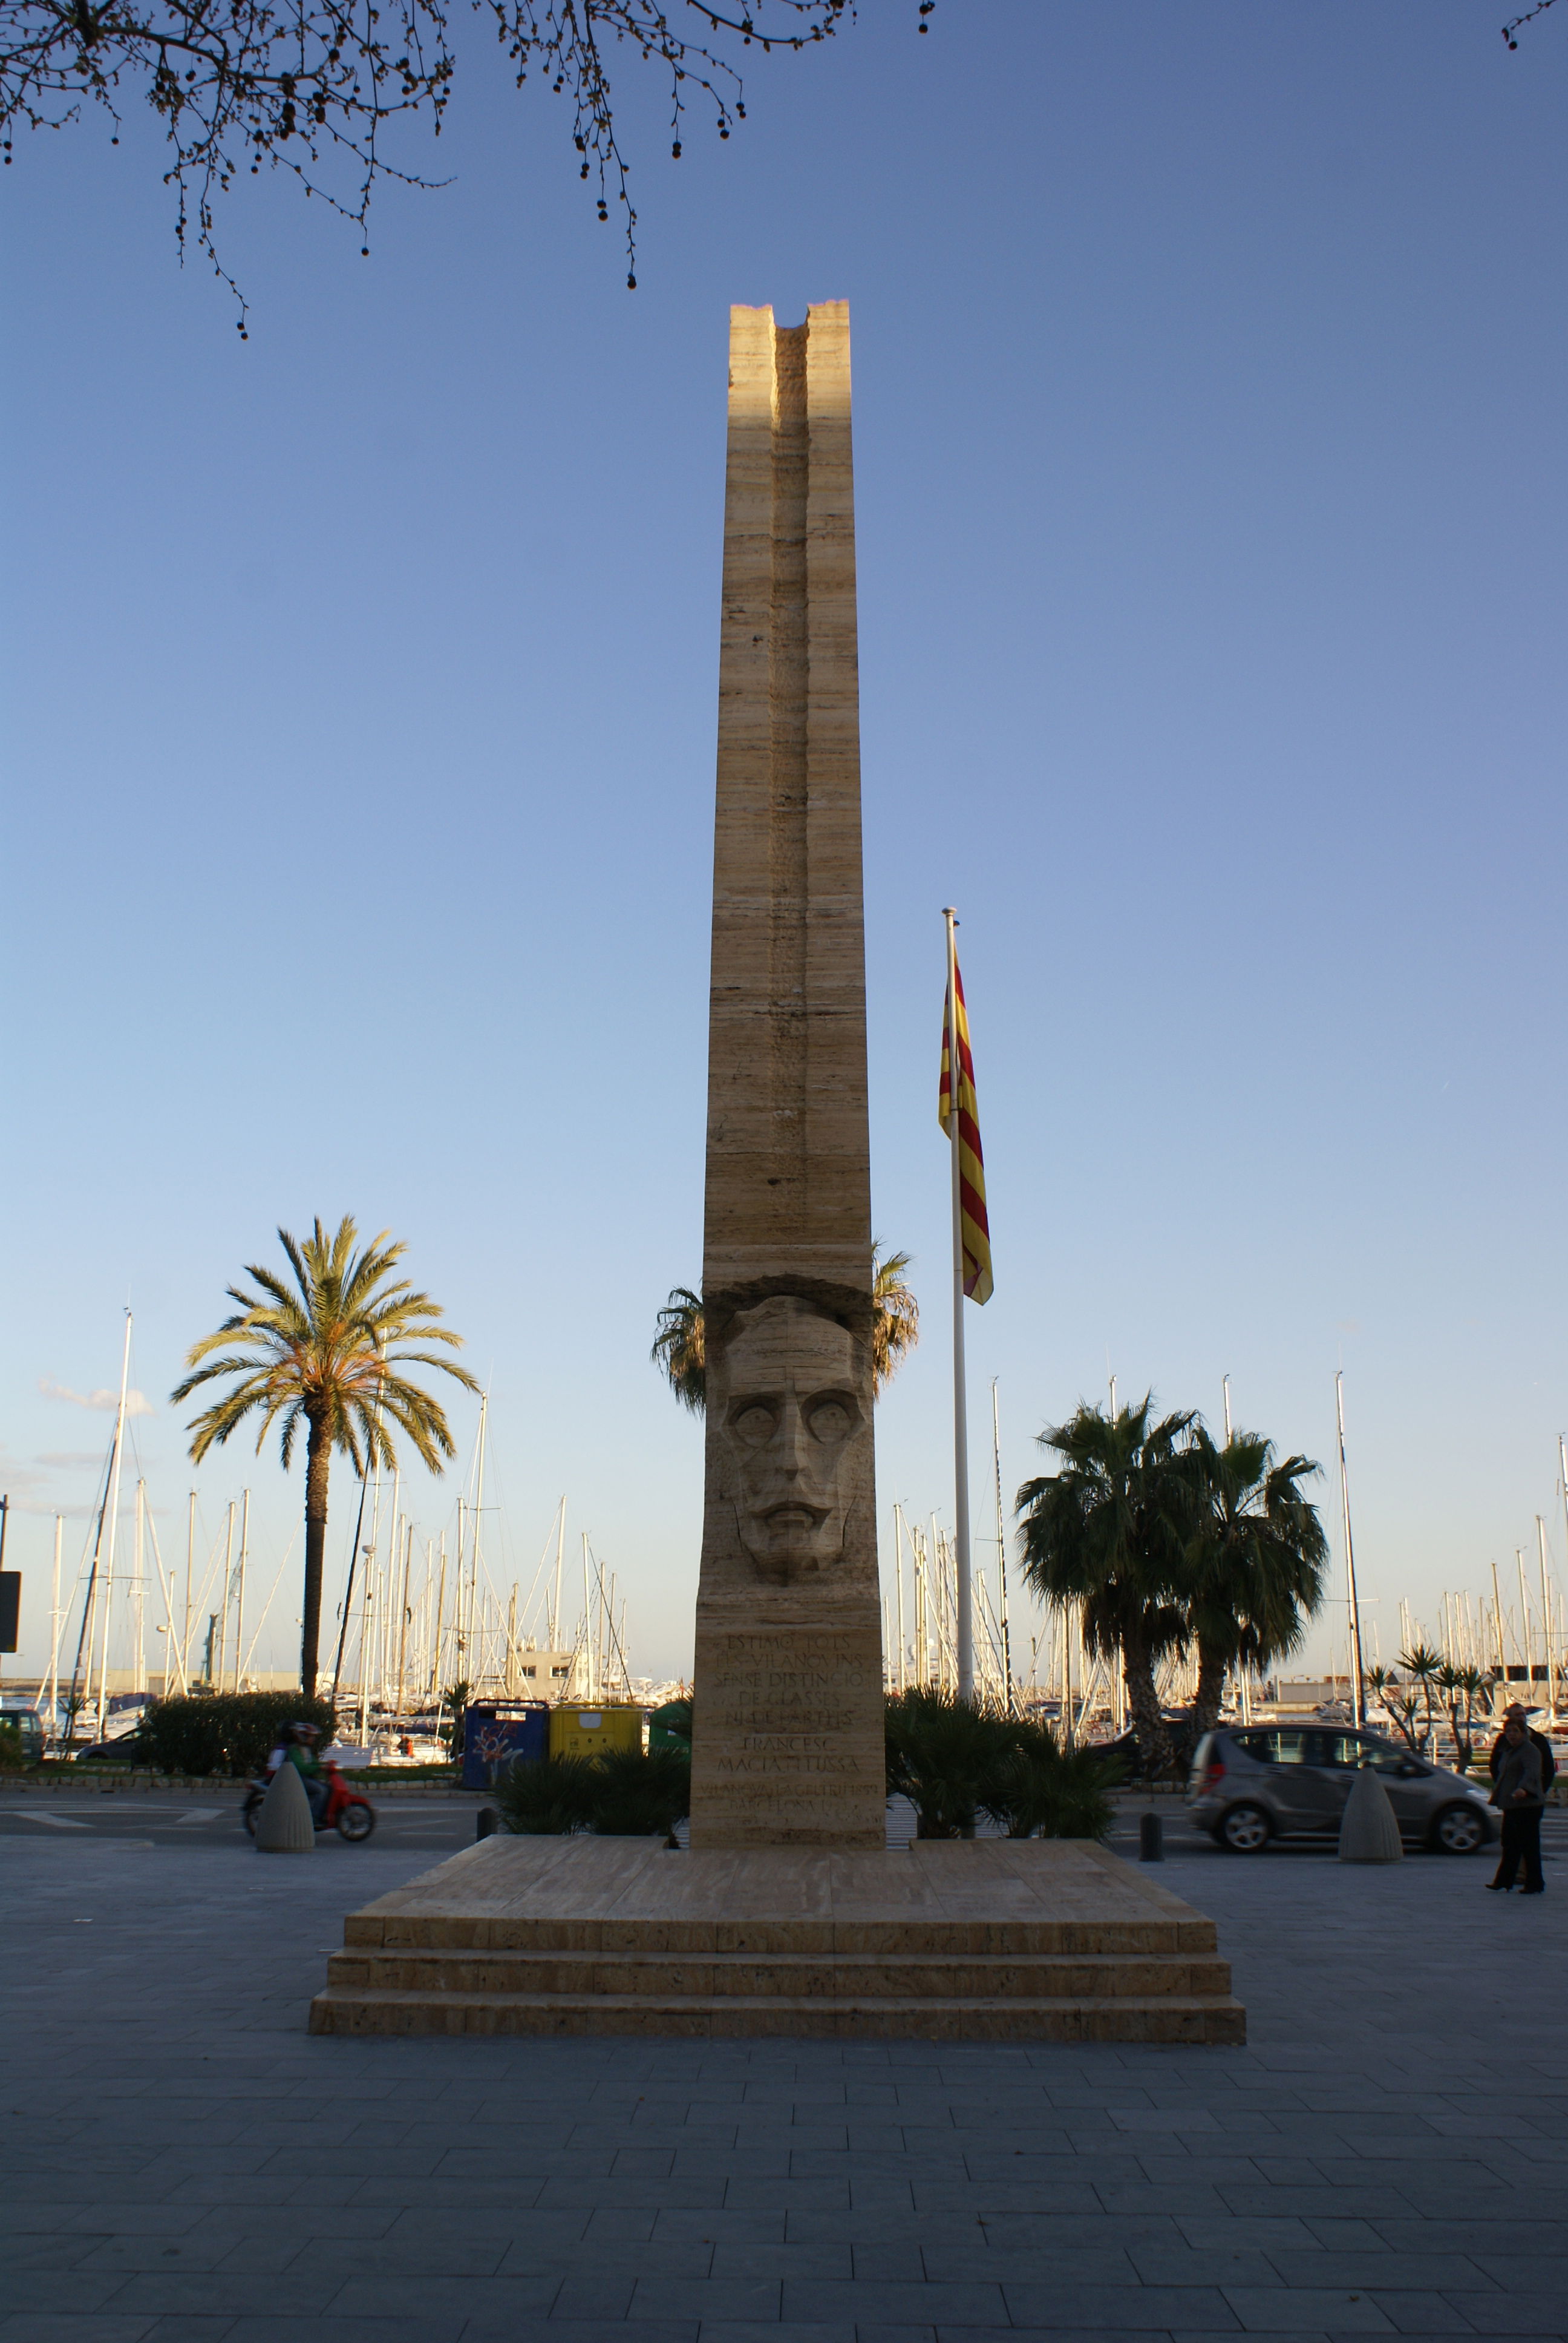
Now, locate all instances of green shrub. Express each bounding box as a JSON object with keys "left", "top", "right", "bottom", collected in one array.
[
  {"left": 586, "top": 1744, "right": 691, "bottom": 1837},
  {"left": 492, "top": 1744, "right": 691, "bottom": 1839},
  {"left": 884, "top": 1692, "right": 1120, "bottom": 1842},
  {"left": 884, "top": 1687, "right": 1019, "bottom": 1838},
  {"left": 492, "top": 1753, "right": 603, "bottom": 1835},
  {"left": 0, "top": 1722, "right": 24, "bottom": 1774},
  {"left": 139, "top": 1692, "right": 337, "bottom": 1778},
  {"left": 980, "top": 1717, "right": 1122, "bottom": 1840}
]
